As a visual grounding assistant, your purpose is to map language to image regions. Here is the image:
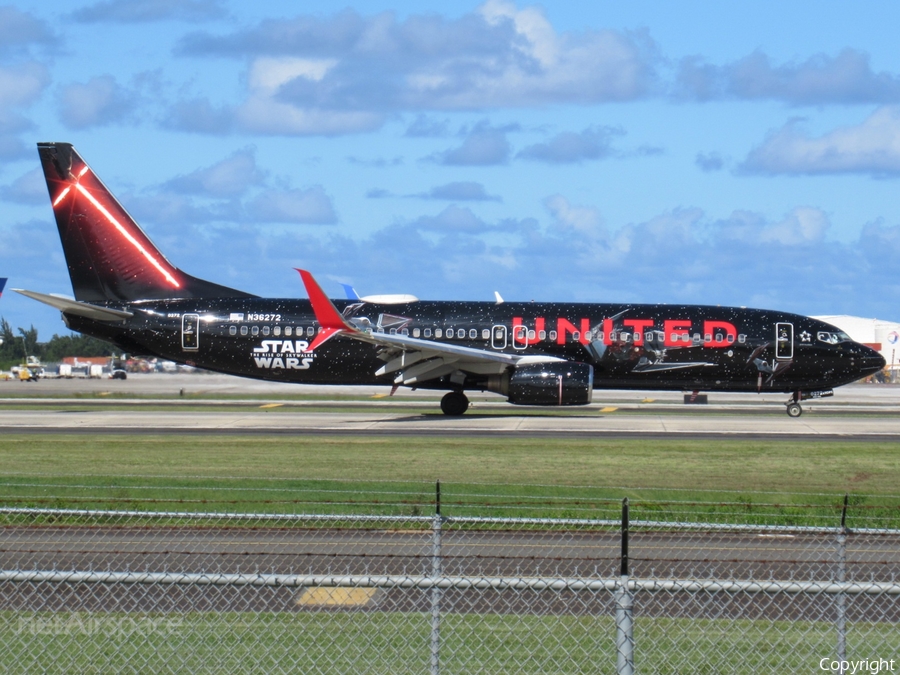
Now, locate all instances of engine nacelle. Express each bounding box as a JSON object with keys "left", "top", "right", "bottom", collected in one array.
[{"left": 487, "top": 362, "right": 594, "bottom": 406}]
